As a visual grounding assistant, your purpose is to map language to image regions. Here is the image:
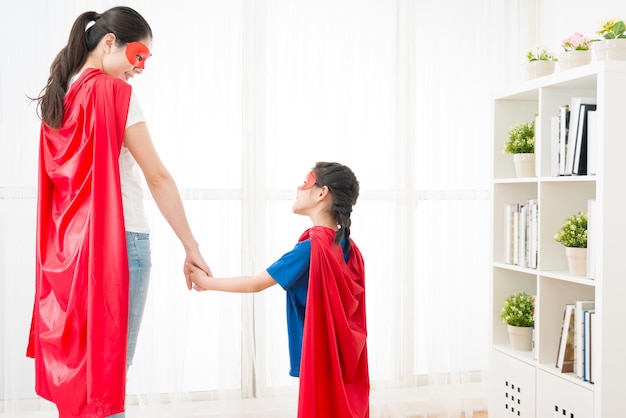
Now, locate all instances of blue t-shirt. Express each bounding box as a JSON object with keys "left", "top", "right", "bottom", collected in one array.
[
  {"left": 266, "top": 239, "right": 311, "bottom": 377},
  {"left": 266, "top": 235, "right": 350, "bottom": 377}
]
